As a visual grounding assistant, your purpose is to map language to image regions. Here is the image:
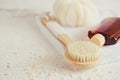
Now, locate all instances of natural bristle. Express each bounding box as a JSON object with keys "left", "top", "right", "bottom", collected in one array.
[{"left": 66, "top": 41, "right": 100, "bottom": 63}]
